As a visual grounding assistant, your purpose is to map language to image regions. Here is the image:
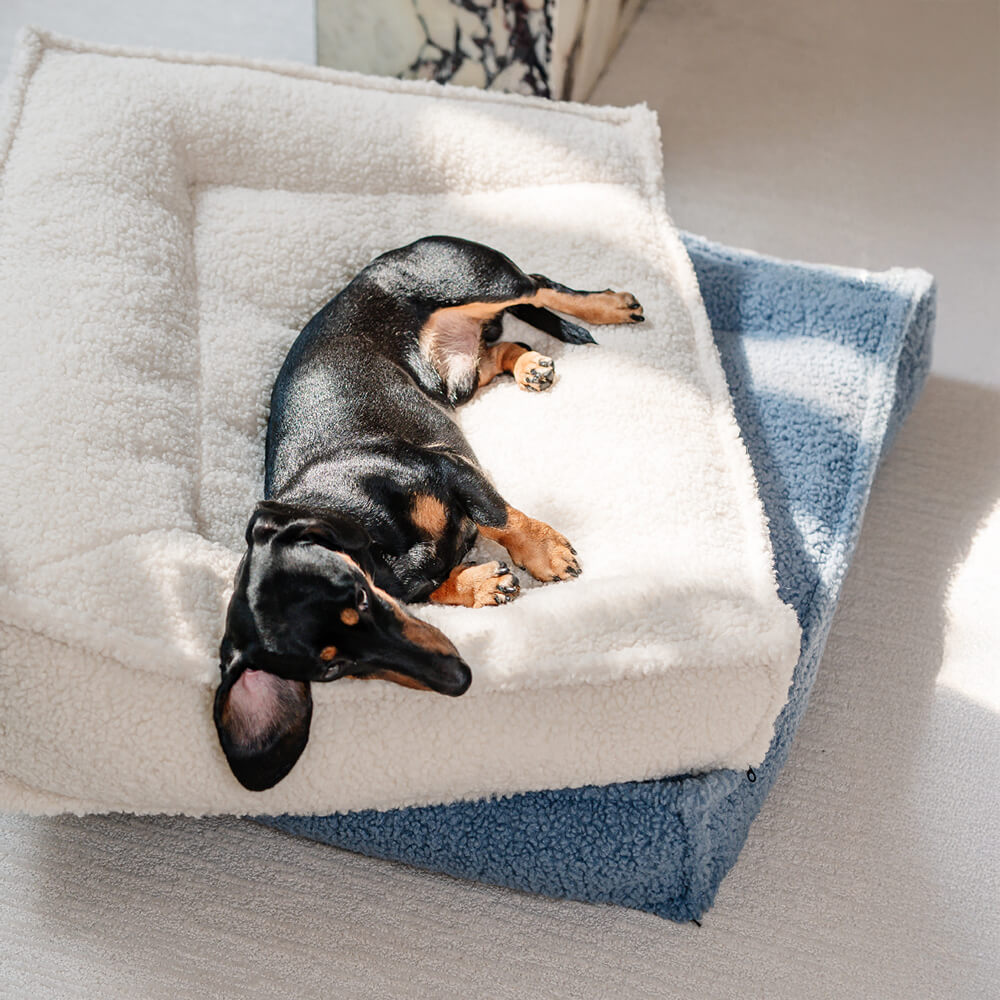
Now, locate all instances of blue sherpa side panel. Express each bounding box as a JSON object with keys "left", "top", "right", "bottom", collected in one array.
[{"left": 260, "top": 232, "right": 935, "bottom": 922}]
